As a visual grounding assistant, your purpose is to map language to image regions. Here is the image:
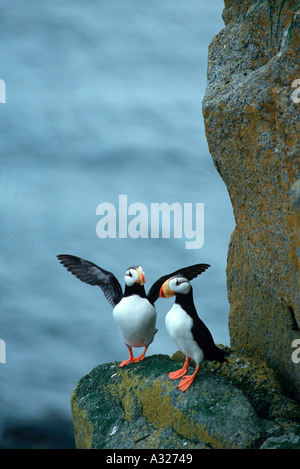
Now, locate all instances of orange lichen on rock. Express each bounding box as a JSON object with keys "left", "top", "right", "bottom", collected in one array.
[{"left": 202, "top": 0, "right": 300, "bottom": 400}]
